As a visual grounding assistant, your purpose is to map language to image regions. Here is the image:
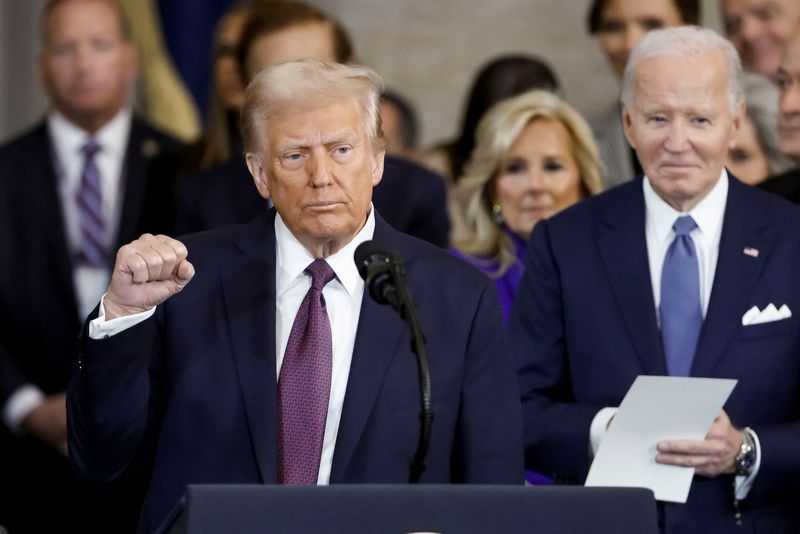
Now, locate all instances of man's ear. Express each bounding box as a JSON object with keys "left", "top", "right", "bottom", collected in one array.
[
  {"left": 621, "top": 104, "right": 636, "bottom": 150},
  {"left": 246, "top": 152, "right": 270, "bottom": 198},
  {"left": 729, "top": 100, "right": 746, "bottom": 149},
  {"left": 371, "top": 149, "right": 385, "bottom": 187}
]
